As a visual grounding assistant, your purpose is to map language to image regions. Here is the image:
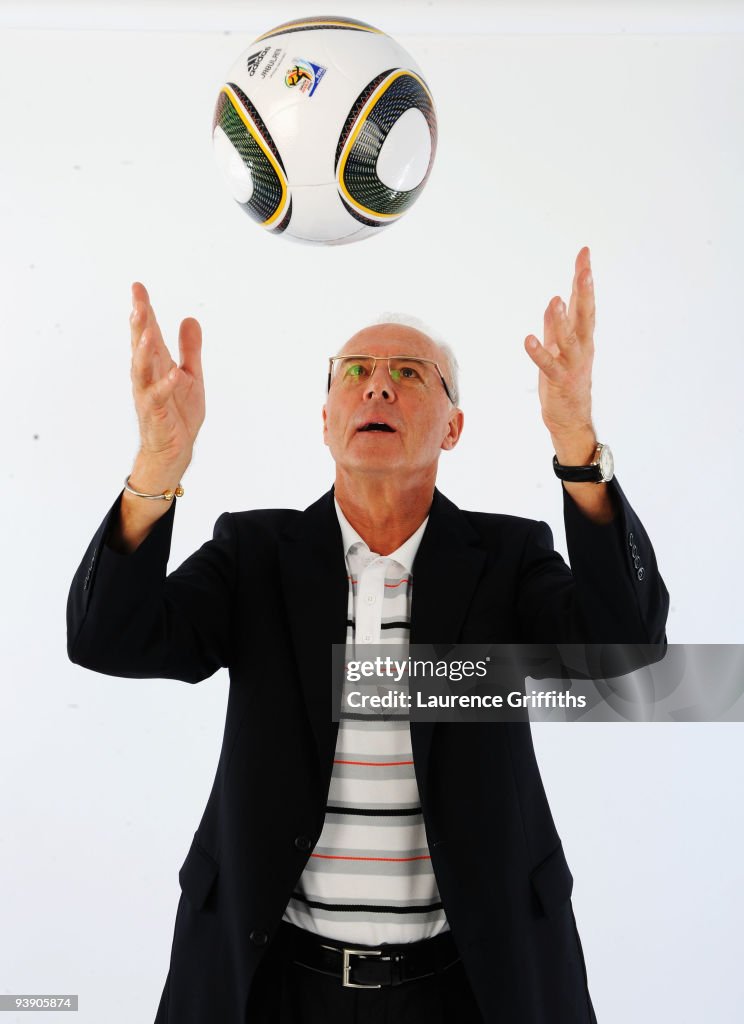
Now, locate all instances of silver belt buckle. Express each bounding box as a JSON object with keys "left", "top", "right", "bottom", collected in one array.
[{"left": 341, "top": 946, "right": 383, "bottom": 989}]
